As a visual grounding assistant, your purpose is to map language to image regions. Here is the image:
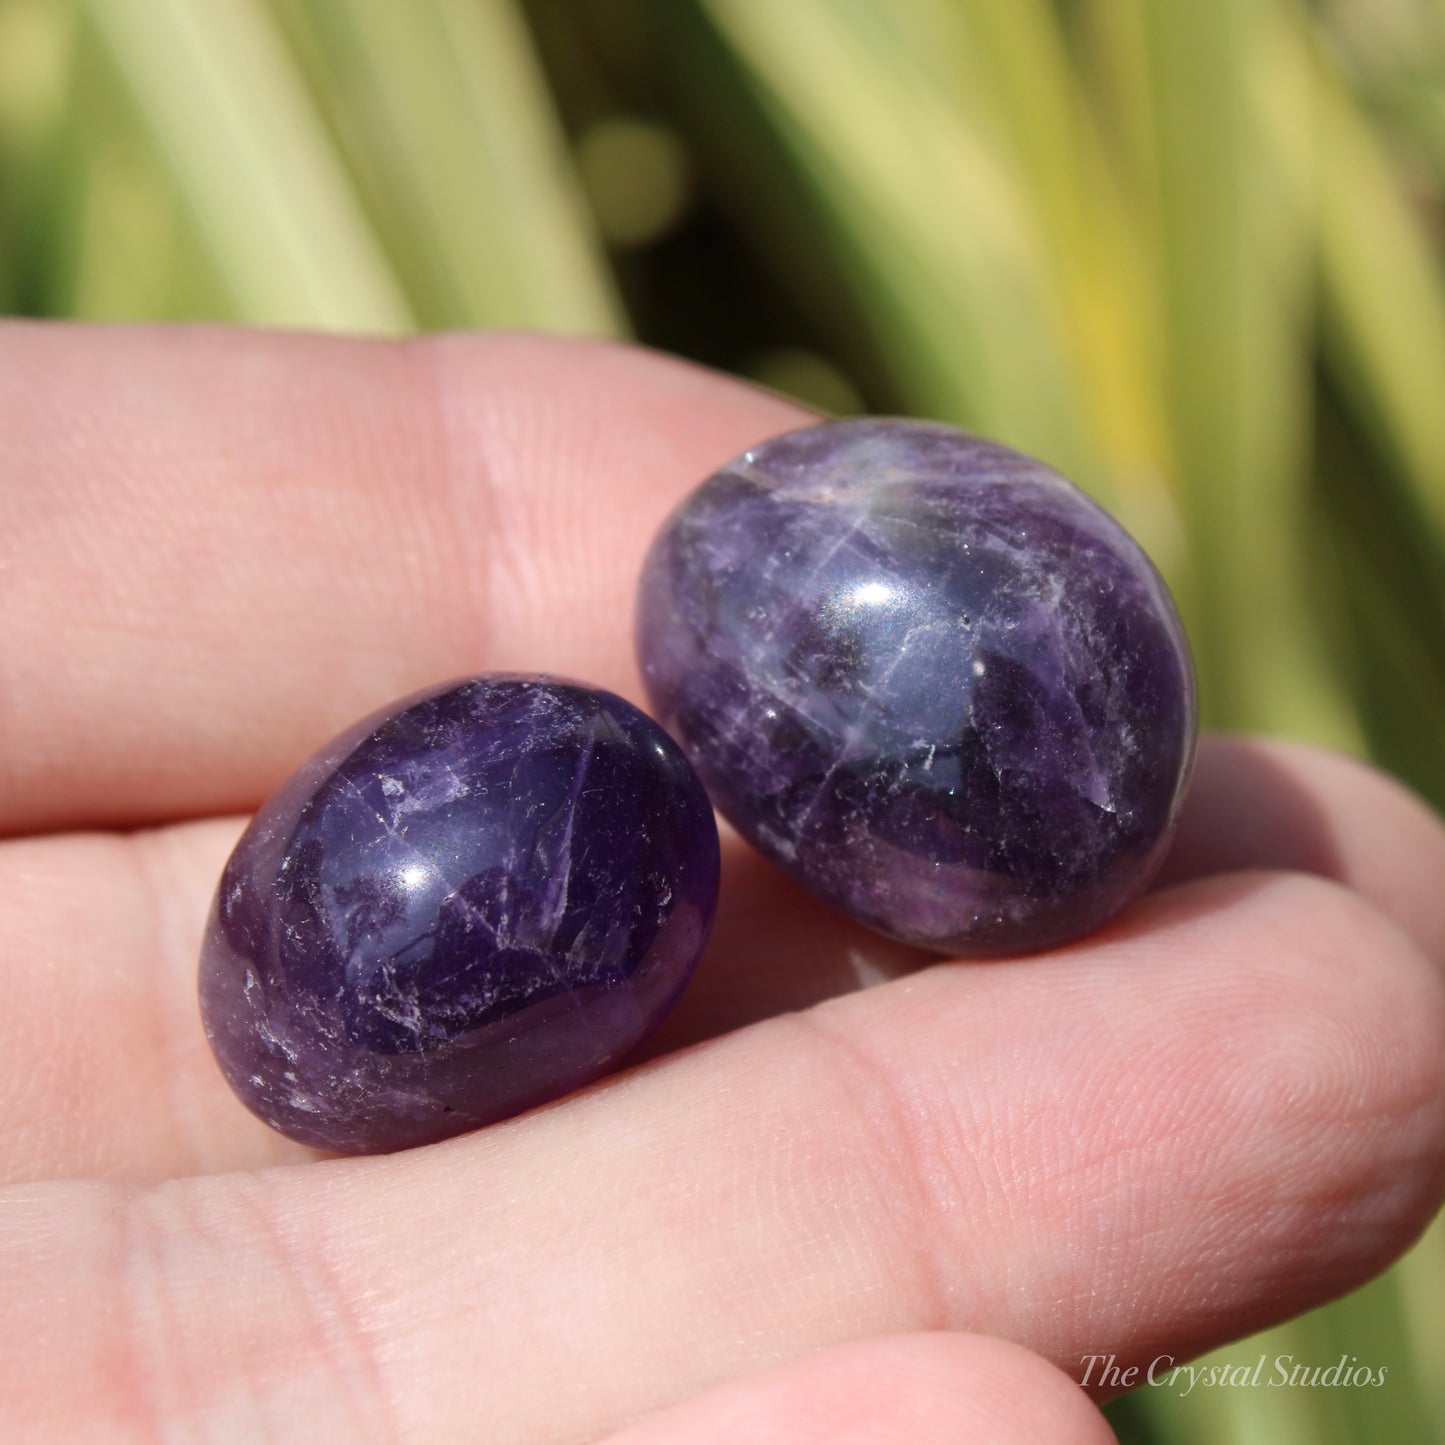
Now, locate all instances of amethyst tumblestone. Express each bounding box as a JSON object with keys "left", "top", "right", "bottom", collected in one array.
[
  {"left": 636, "top": 418, "right": 1197, "bottom": 956},
  {"left": 199, "top": 676, "right": 720, "bottom": 1153}
]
